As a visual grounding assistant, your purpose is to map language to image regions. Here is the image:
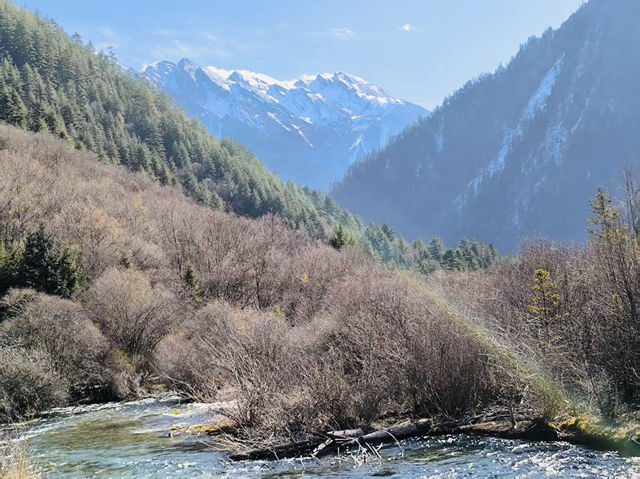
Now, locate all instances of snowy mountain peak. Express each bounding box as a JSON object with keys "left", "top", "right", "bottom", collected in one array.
[
  {"left": 186, "top": 60, "right": 405, "bottom": 106},
  {"left": 143, "top": 58, "right": 428, "bottom": 189}
]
